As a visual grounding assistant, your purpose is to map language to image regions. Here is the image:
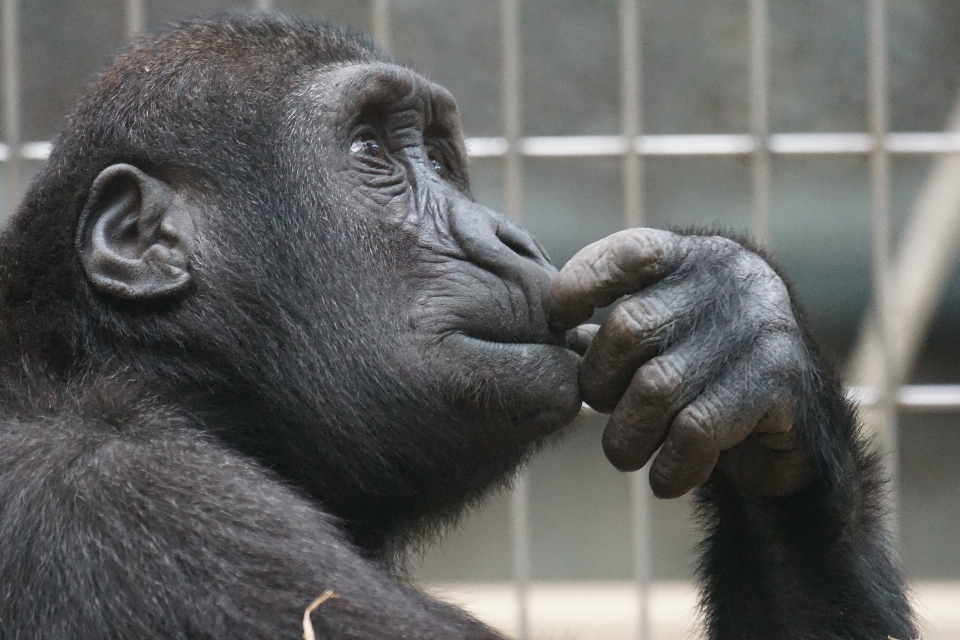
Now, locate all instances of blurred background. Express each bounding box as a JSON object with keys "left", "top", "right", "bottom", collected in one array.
[{"left": 3, "top": 0, "right": 960, "bottom": 638}]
